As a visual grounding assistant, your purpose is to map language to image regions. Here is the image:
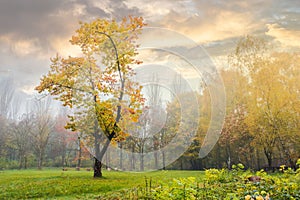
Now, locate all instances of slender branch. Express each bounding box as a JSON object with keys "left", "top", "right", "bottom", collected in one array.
[
  {"left": 94, "top": 31, "right": 127, "bottom": 160},
  {"left": 96, "top": 31, "right": 123, "bottom": 83},
  {"left": 48, "top": 82, "right": 94, "bottom": 95}
]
